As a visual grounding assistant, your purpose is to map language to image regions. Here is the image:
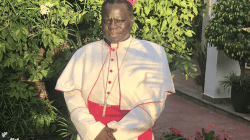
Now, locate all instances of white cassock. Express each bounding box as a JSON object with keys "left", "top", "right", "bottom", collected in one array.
[{"left": 55, "top": 35, "right": 175, "bottom": 140}]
